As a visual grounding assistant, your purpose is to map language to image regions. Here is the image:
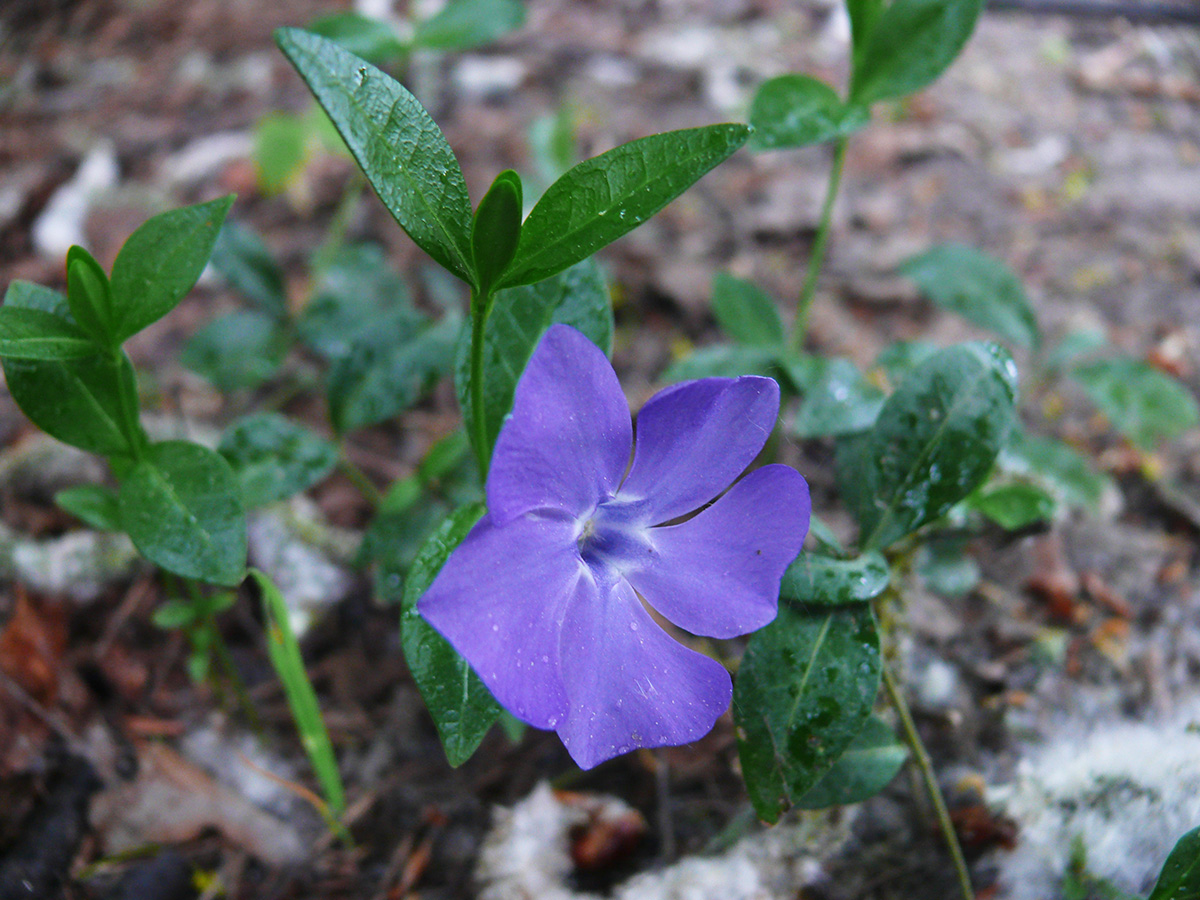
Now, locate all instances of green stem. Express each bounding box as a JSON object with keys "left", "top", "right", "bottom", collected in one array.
[
  {"left": 336, "top": 451, "right": 384, "bottom": 509},
  {"left": 791, "top": 136, "right": 849, "bottom": 354},
  {"left": 311, "top": 172, "right": 366, "bottom": 274},
  {"left": 181, "top": 578, "right": 264, "bottom": 736},
  {"left": 469, "top": 288, "right": 492, "bottom": 482},
  {"left": 881, "top": 663, "right": 975, "bottom": 900}
]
